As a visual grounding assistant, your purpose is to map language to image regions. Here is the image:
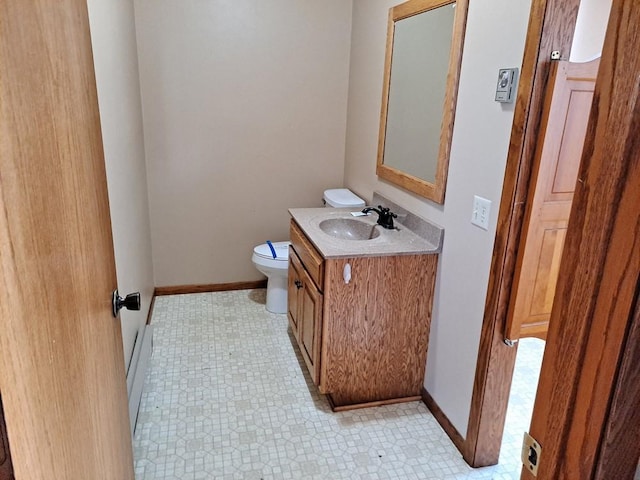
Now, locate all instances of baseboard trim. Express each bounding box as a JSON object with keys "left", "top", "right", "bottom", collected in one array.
[
  {"left": 127, "top": 325, "right": 153, "bottom": 435},
  {"left": 328, "top": 395, "right": 422, "bottom": 412},
  {"left": 146, "top": 293, "right": 156, "bottom": 325},
  {"left": 421, "top": 387, "right": 466, "bottom": 454},
  {"left": 154, "top": 280, "right": 267, "bottom": 296}
]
